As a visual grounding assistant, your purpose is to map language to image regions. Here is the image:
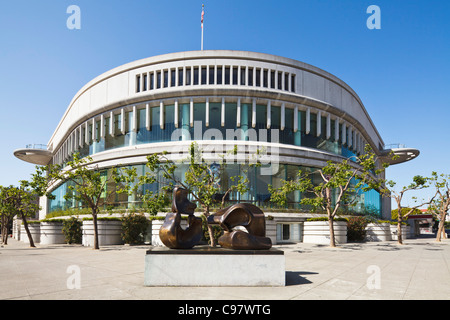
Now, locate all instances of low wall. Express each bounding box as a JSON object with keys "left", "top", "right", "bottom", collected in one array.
[
  {"left": 303, "top": 221, "right": 347, "bottom": 244},
  {"left": 82, "top": 220, "right": 123, "bottom": 247}
]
